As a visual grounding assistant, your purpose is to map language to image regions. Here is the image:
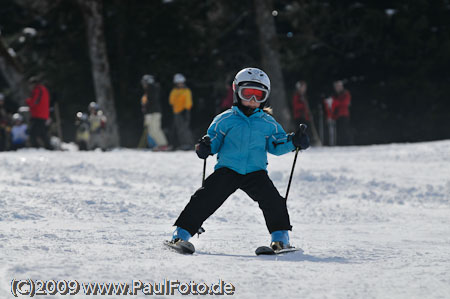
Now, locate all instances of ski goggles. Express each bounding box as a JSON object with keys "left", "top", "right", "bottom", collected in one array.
[{"left": 237, "top": 86, "right": 269, "bottom": 103}]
